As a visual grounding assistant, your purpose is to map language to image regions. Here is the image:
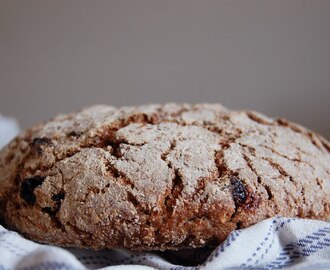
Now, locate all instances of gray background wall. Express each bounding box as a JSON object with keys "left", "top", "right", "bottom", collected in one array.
[{"left": 1, "top": 0, "right": 329, "bottom": 139}]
